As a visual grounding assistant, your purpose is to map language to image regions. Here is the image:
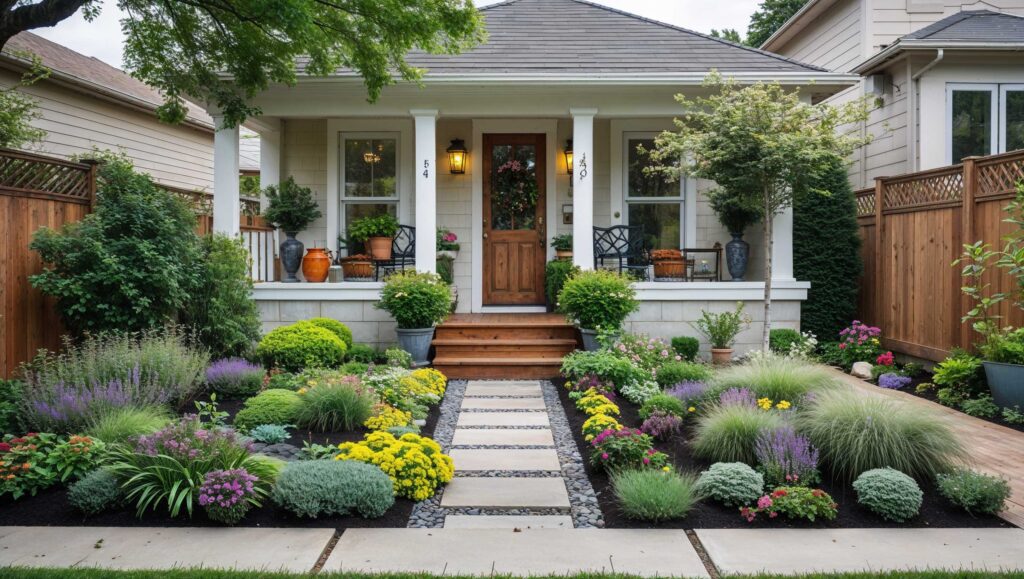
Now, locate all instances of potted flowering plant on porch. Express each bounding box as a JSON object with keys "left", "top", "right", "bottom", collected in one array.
[
  {"left": 557, "top": 269, "right": 638, "bottom": 351},
  {"left": 349, "top": 214, "right": 400, "bottom": 260},
  {"left": 263, "top": 177, "right": 322, "bottom": 283},
  {"left": 551, "top": 233, "right": 573, "bottom": 260},
  {"left": 376, "top": 271, "right": 453, "bottom": 366},
  {"left": 437, "top": 228, "right": 460, "bottom": 260}
]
